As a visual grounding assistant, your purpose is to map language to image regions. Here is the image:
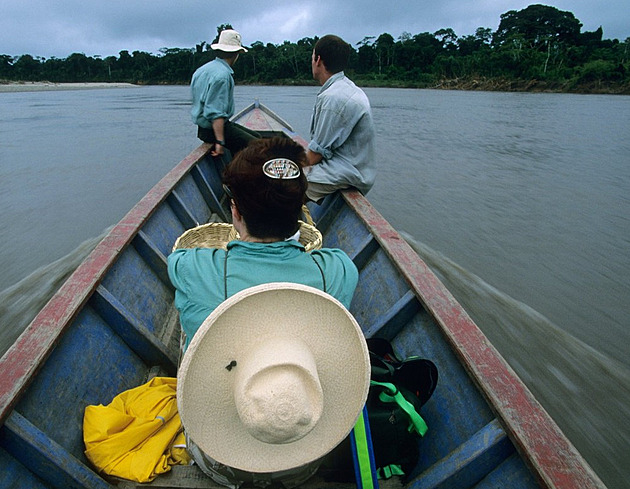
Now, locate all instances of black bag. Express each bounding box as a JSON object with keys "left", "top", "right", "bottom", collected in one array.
[{"left": 320, "top": 338, "right": 438, "bottom": 481}]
